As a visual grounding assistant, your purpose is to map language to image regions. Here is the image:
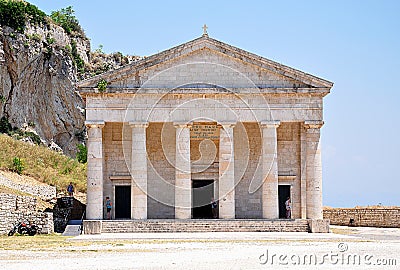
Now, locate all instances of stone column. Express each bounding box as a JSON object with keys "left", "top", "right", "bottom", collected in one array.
[
  {"left": 130, "top": 122, "right": 148, "bottom": 219},
  {"left": 261, "top": 121, "right": 280, "bottom": 219},
  {"left": 218, "top": 123, "right": 235, "bottom": 219},
  {"left": 174, "top": 123, "right": 192, "bottom": 219},
  {"left": 85, "top": 121, "right": 105, "bottom": 220},
  {"left": 304, "top": 121, "right": 324, "bottom": 219},
  {"left": 300, "top": 127, "right": 307, "bottom": 219}
]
